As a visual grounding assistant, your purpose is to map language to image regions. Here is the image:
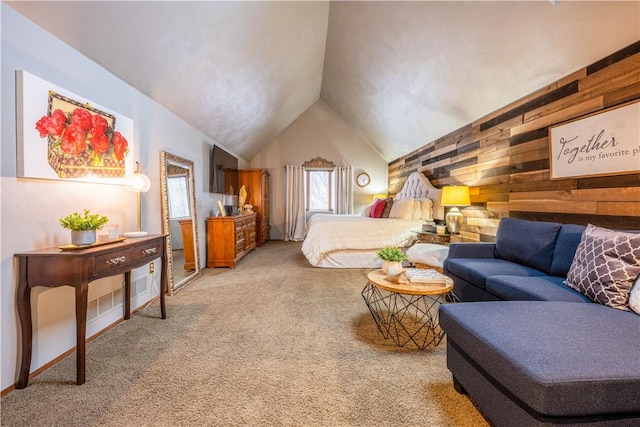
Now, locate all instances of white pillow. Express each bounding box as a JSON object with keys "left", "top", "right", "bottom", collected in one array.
[
  {"left": 629, "top": 276, "right": 640, "bottom": 315},
  {"left": 406, "top": 243, "right": 450, "bottom": 268},
  {"left": 416, "top": 198, "right": 433, "bottom": 220},
  {"left": 389, "top": 198, "right": 415, "bottom": 220},
  {"left": 412, "top": 199, "right": 422, "bottom": 220}
]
